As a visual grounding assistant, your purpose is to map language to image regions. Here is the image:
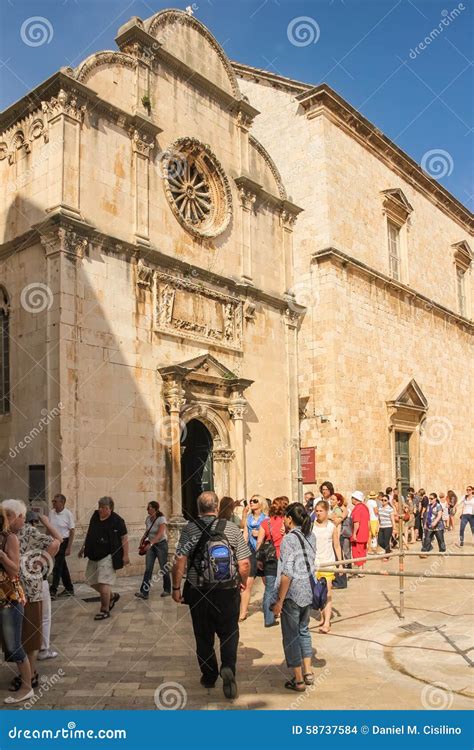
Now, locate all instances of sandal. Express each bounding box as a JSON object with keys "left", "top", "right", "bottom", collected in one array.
[
  {"left": 9, "top": 675, "right": 21, "bottom": 692},
  {"left": 285, "top": 678, "right": 306, "bottom": 692},
  {"left": 318, "top": 627, "right": 330, "bottom": 634},
  {"left": 304, "top": 673, "right": 315, "bottom": 685},
  {"left": 9, "top": 671, "right": 38, "bottom": 692},
  {"left": 94, "top": 610, "right": 110, "bottom": 620},
  {"left": 239, "top": 614, "right": 248, "bottom": 622},
  {"left": 109, "top": 593, "right": 120, "bottom": 610}
]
